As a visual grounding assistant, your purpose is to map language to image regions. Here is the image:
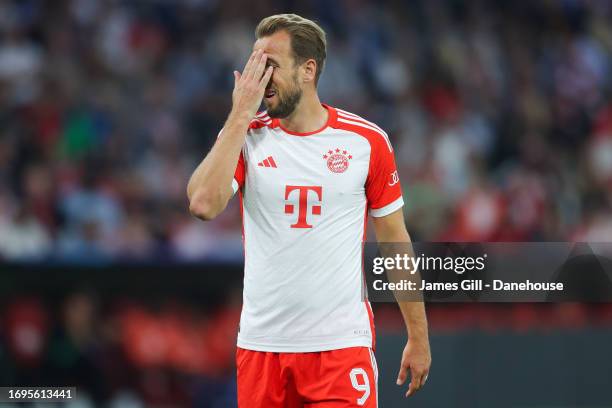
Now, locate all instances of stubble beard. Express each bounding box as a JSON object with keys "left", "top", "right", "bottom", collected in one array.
[{"left": 265, "top": 75, "right": 303, "bottom": 119}]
